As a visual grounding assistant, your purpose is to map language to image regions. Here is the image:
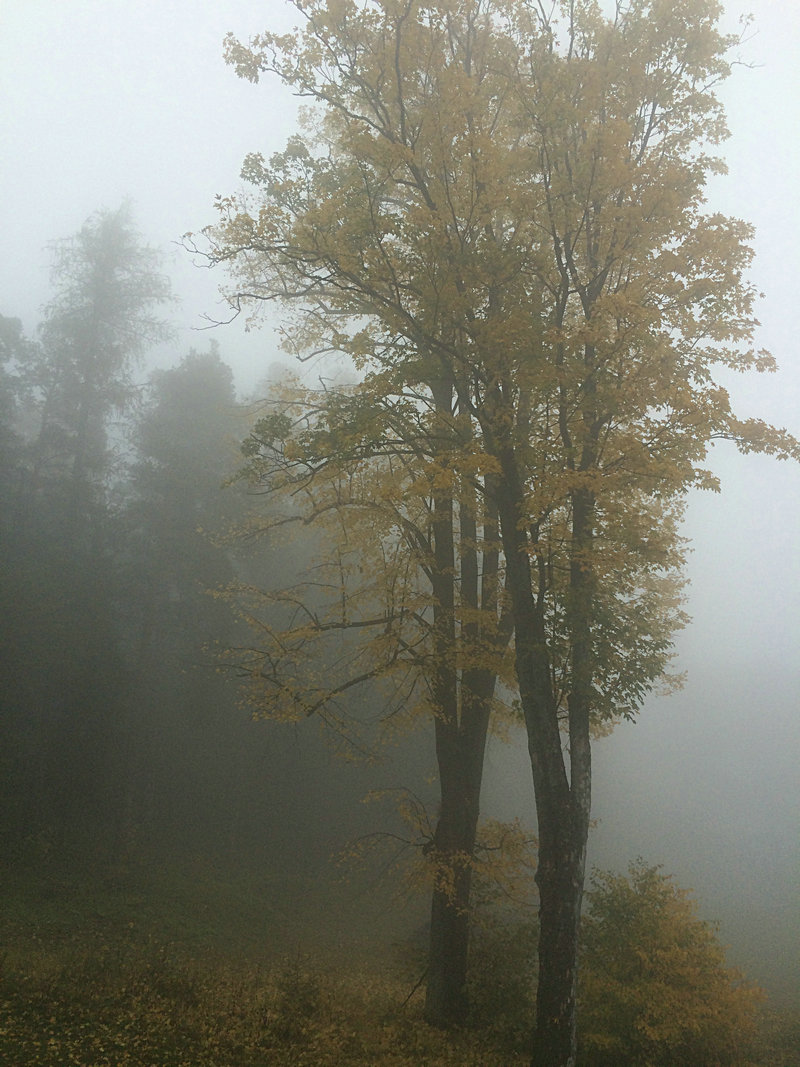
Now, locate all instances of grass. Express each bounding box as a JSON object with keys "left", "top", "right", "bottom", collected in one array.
[
  {"left": 0, "top": 856, "right": 528, "bottom": 1066},
  {"left": 0, "top": 936, "right": 528, "bottom": 1066},
  {"left": 1, "top": 855, "right": 797, "bottom": 1066}
]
